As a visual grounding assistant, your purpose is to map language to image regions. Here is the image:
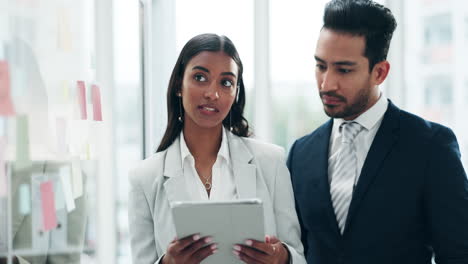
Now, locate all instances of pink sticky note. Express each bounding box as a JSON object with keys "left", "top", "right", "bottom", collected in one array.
[
  {"left": 91, "top": 84, "right": 103, "bottom": 121},
  {"left": 40, "top": 181, "right": 58, "bottom": 231},
  {"left": 76, "top": 81, "right": 87, "bottom": 120},
  {"left": 0, "top": 60, "right": 16, "bottom": 116}
]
